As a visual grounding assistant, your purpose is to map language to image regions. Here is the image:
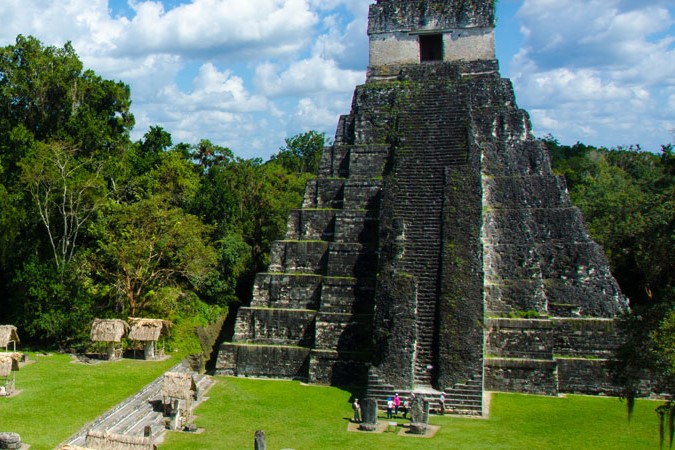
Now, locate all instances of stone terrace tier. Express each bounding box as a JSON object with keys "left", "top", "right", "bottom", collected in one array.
[{"left": 215, "top": 79, "right": 395, "bottom": 386}]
